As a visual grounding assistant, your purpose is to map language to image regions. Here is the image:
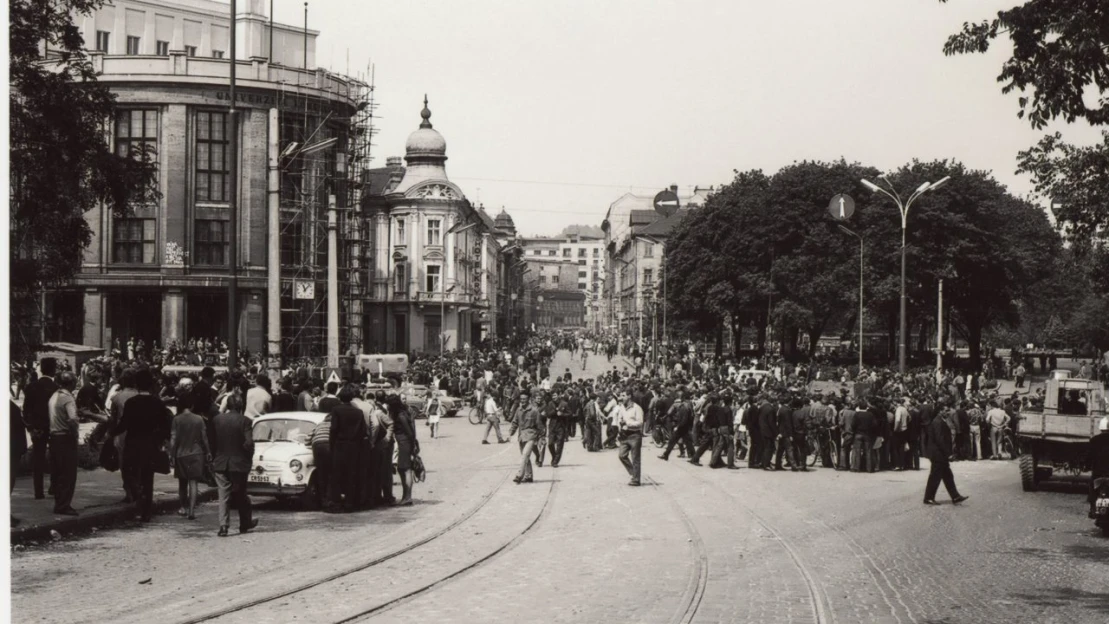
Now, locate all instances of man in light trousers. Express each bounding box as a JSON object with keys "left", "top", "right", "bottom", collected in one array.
[
  {"left": 481, "top": 393, "right": 508, "bottom": 445},
  {"left": 616, "top": 391, "right": 644, "bottom": 486}
]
